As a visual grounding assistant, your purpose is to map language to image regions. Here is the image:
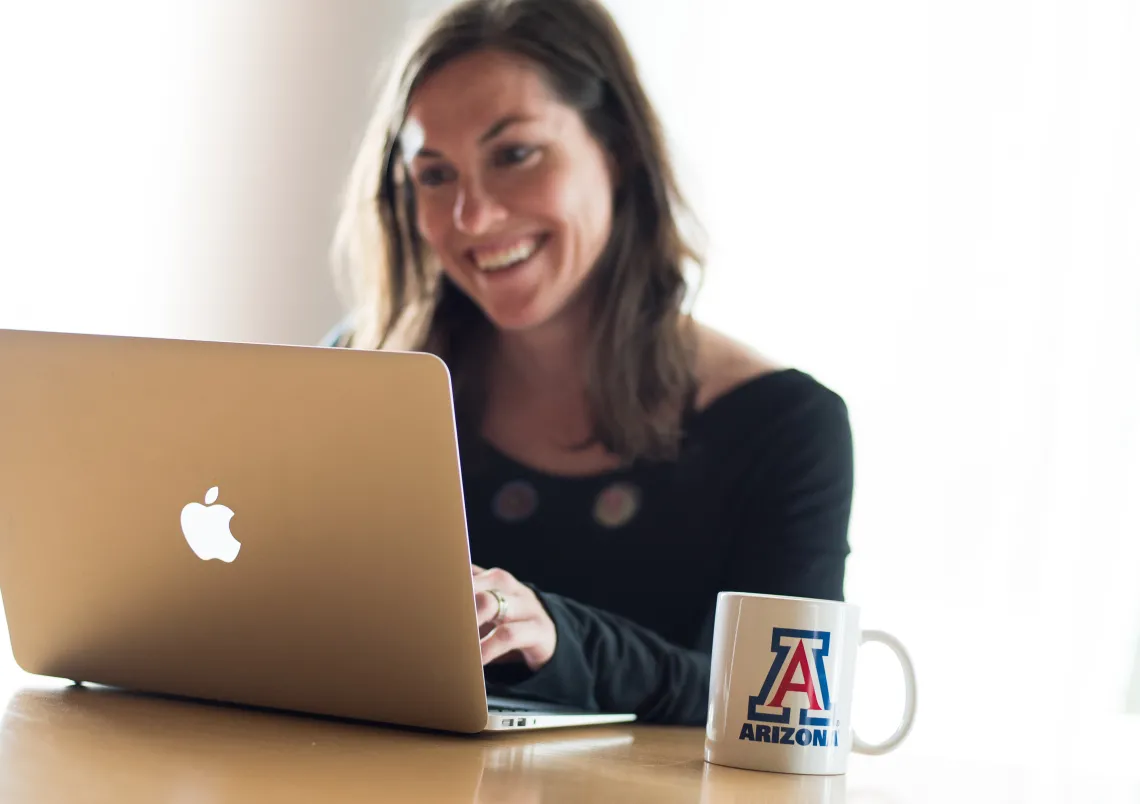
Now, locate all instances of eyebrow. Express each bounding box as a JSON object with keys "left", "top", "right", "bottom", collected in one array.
[{"left": 413, "top": 114, "right": 534, "bottom": 159}]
